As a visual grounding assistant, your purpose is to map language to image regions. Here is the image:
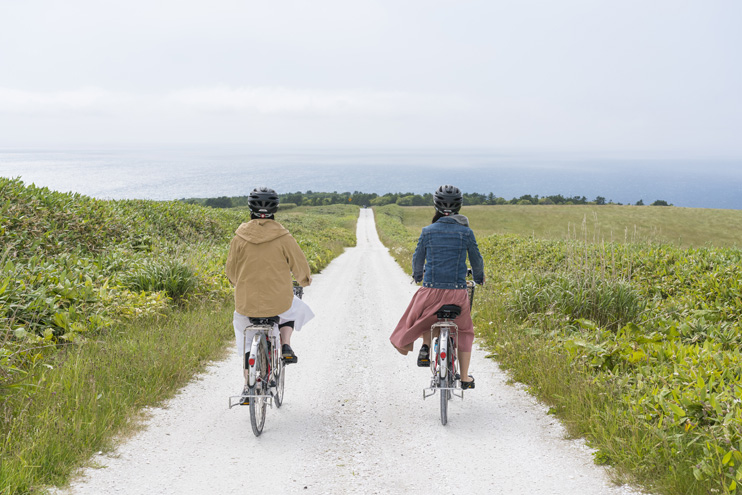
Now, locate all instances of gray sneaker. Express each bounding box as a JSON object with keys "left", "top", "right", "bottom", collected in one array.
[{"left": 239, "top": 385, "right": 250, "bottom": 405}]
